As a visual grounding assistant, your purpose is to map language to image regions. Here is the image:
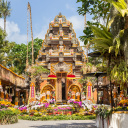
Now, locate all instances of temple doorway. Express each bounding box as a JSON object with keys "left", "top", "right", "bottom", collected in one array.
[
  {"left": 62, "top": 80, "right": 66, "bottom": 100},
  {"left": 56, "top": 72, "right": 67, "bottom": 102}
]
